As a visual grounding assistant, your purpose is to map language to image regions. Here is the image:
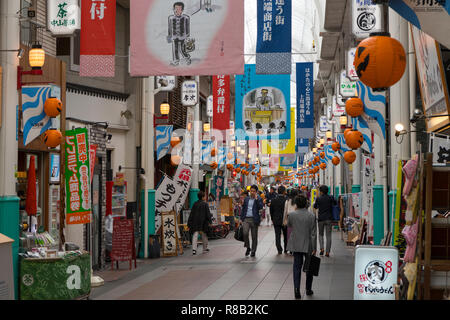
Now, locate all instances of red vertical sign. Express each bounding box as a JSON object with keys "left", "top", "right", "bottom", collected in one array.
[
  {"left": 212, "top": 75, "right": 230, "bottom": 135},
  {"left": 80, "top": 0, "right": 116, "bottom": 77}
]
